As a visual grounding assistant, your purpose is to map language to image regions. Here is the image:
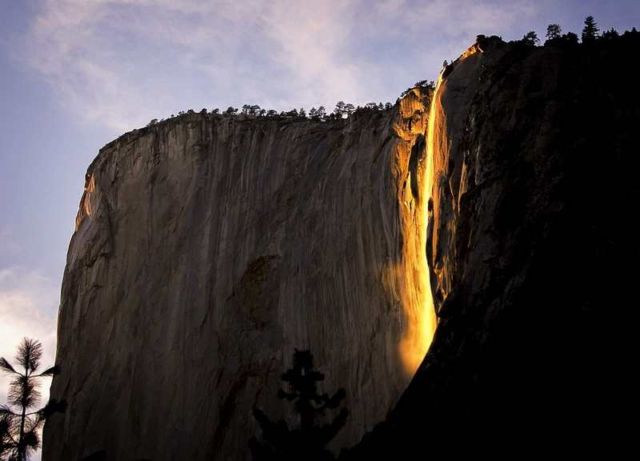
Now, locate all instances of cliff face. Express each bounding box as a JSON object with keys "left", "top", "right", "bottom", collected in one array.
[
  {"left": 349, "top": 35, "right": 640, "bottom": 457},
  {"left": 45, "top": 33, "right": 640, "bottom": 460},
  {"left": 43, "top": 91, "right": 436, "bottom": 459}
]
